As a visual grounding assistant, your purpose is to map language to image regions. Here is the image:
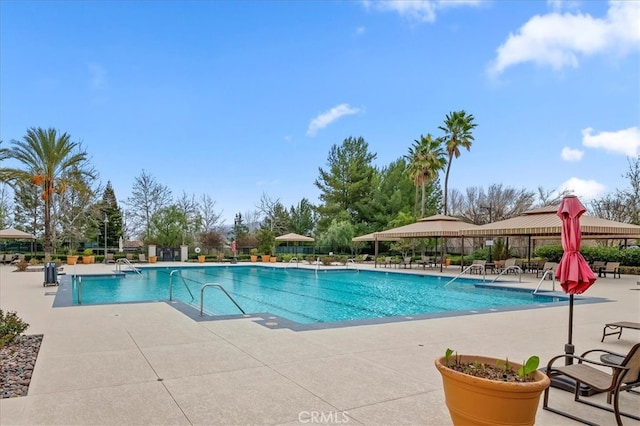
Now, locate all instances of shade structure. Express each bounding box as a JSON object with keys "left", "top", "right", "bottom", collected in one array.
[
  {"left": 275, "top": 233, "right": 314, "bottom": 263},
  {"left": 460, "top": 204, "right": 640, "bottom": 262},
  {"left": 460, "top": 204, "right": 640, "bottom": 237},
  {"left": 373, "top": 214, "right": 479, "bottom": 239},
  {"left": 352, "top": 215, "right": 479, "bottom": 271},
  {"left": 0, "top": 227, "right": 36, "bottom": 240},
  {"left": 275, "top": 233, "right": 315, "bottom": 242},
  {"left": 351, "top": 232, "right": 397, "bottom": 242},
  {"left": 555, "top": 196, "right": 597, "bottom": 366}
]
